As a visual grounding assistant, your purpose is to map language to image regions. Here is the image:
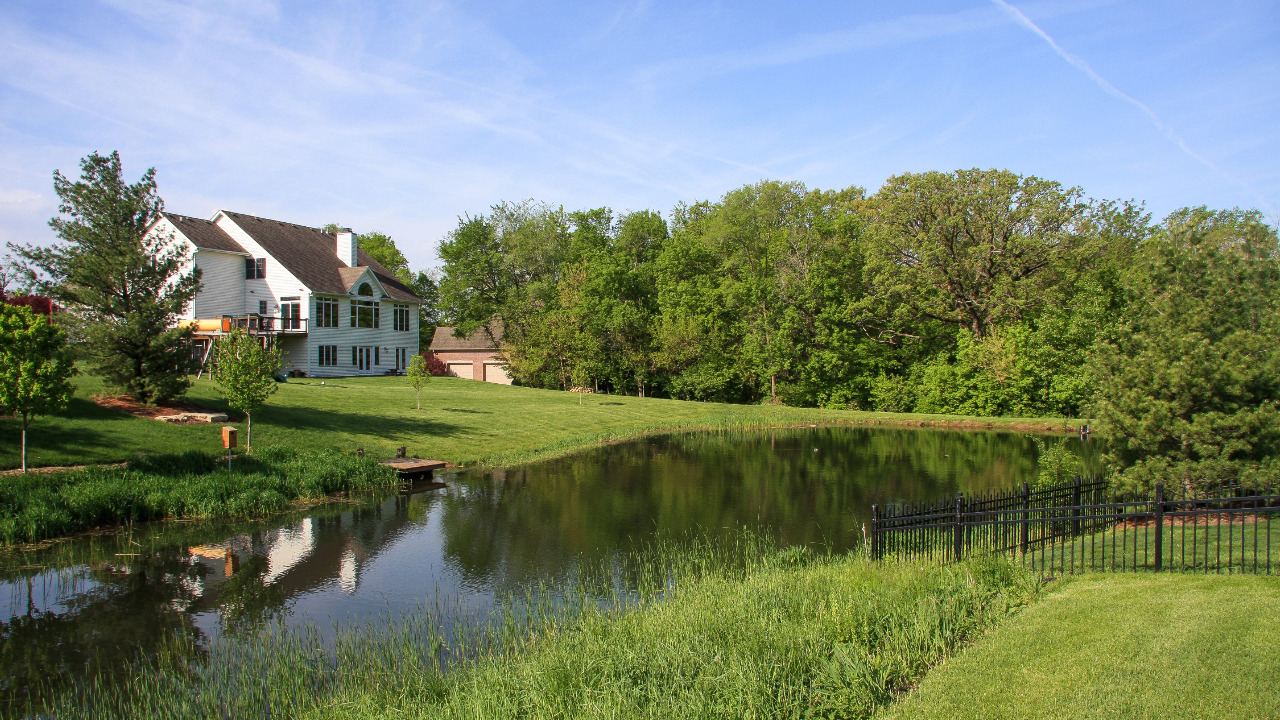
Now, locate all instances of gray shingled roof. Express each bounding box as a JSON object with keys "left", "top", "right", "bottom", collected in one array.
[
  {"left": 220, "top": 211, "right": 422, "bottom": 302},
  {"left": 429, "top": 325, "right": 503, "bottom": 351},
  {"left": 164, "top": 213, "right": 248, "bottom": 255}
]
